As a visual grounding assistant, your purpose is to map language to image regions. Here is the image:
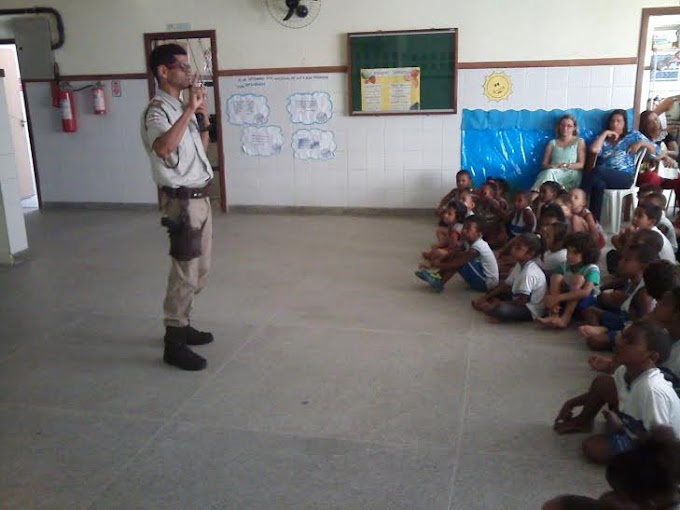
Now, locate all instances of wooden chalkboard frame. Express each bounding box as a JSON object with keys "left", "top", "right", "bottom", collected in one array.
[{"left": 347, "top": 28, "right": 458, "bottom": 116}]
